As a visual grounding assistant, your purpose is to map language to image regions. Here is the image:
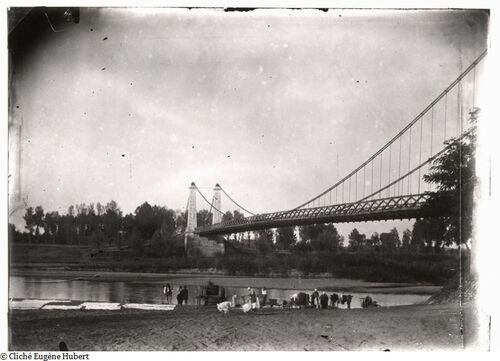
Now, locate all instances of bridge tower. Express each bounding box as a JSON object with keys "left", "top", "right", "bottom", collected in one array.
[
  {"left": 185, "top": 182, "right": 197, "bottom": 249},
  {"left": 212, "top": 183, "right": 222, "bottom": 224}
]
